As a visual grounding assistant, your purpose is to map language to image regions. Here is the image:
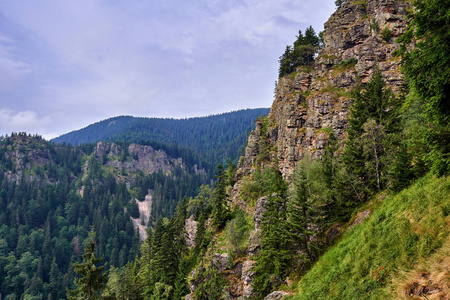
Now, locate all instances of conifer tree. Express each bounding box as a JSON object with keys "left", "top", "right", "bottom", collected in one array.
[
  {"left": 172, "top": 258, "right": 190, "bottom": 300},
  {"left": 211, "top": 164, "right": 229, "bottom": 229},
  {"left": 253, "top": 194, "right": 291, "bottom": 298},
  {"left": 396, "top": 0, "right": 450, "bottom": 175},
  {"left": 278, "top": 46, "right": 293, "bottom": 77},
  {"left": 343, "top": 68, "right": 400, "bottom": 198},
  {"left": 67, "top": 229, "right": 106, "bottom": 300},
  {"left": 193, "top": 260, "right": 225, "bottom": 300}
]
